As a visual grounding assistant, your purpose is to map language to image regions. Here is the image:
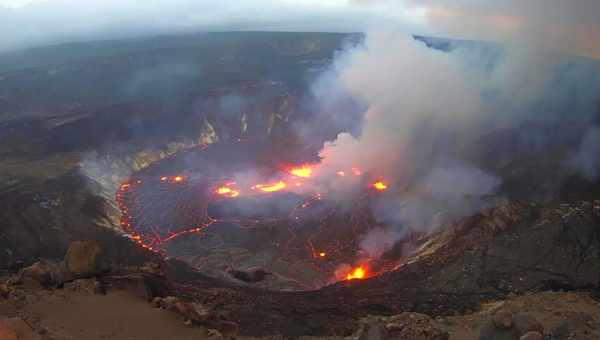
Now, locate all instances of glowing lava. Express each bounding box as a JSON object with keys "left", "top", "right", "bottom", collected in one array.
[
  {"left": 253, "top": 181, "right": 287, "bottom": 193},
  {"left": 216, "top": 186, "right": 240, "bottom": 198},
  {"left": 346, "top": 266, "right": 367, "bottom": 280},
  {"left": 289, "top": 165, "right": 313, "bottom": 178},
  {"left": 373, "top": 181, "right": 388, "bottom": 191}
]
